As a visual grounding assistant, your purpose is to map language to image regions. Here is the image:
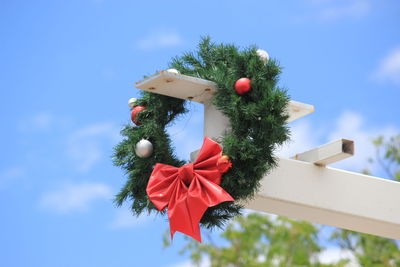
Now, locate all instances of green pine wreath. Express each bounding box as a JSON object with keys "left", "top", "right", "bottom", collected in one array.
[{"left": 113, "top": 37, "right": 290, "bottom": 228}]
